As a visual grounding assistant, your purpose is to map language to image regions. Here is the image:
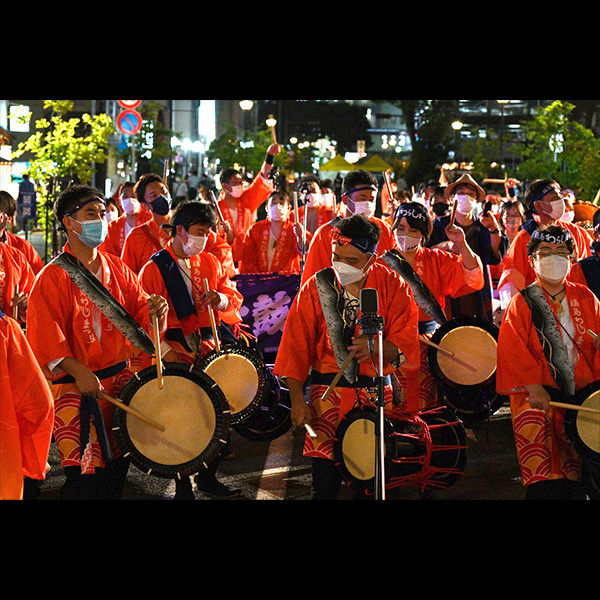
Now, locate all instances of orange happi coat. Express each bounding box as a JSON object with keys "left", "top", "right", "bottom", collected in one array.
[
  {"left": 496, "top": 280, "right": 600, "bottom": 485},
  {"left": 2, "top": 230, "right": 44, "bottom": 275},
  {"left": 0, "top": 311, "right": 54, "bottom": 500},
  {"left": 26, "top": 243, "right": 153, "bottom": 381},
  {"left": 498, "top": 220, "right": 592, "bottom": 292},
  {"left": 120, "top": 218, "right": 171, "bottom": 274},
  {"left": 0, "top": 241, "right": 35, "bottom": 318},
  {"left": 300, "top": 215, "right": 396, "bottom": 286},
  {"left": 100, "top": 208, "right": 152, "bottom": 257},
  {"left": 240, "top": 218, "right": 308, "bottom": 274}
]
